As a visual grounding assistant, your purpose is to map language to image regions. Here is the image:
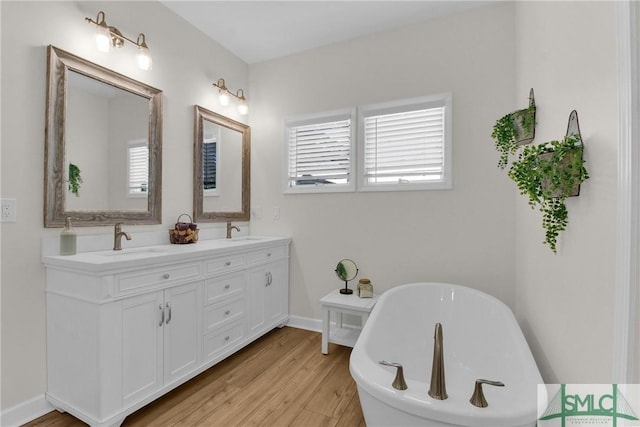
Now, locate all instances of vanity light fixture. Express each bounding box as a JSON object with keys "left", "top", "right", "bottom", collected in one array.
[
  {"left": 212, "top": 78, "right": 248, "bottom": 115},
  {"left": 85, "top": 11, "right": 153, "bottom": 71}
]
